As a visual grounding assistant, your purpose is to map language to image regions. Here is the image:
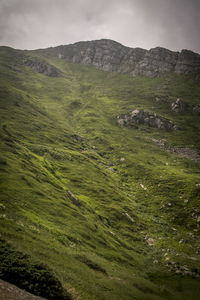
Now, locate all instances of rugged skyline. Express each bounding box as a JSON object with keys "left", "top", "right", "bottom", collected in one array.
[{"left": 0, "top": 0, "right": 200, "bottom": 53}]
